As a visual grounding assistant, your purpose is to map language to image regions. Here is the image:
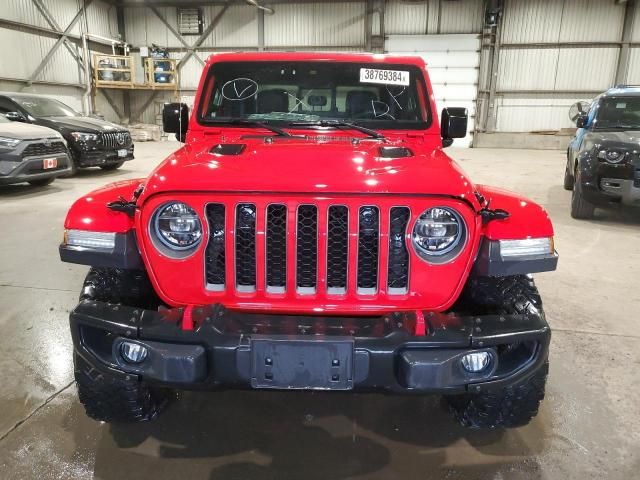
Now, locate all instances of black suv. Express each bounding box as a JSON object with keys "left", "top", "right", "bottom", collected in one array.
[
  {"left": 565, "top": 85, "right": 640, "bottom": 219},
  {"left": 0, "top": 93, "right": 134, "bottom": 174}
]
